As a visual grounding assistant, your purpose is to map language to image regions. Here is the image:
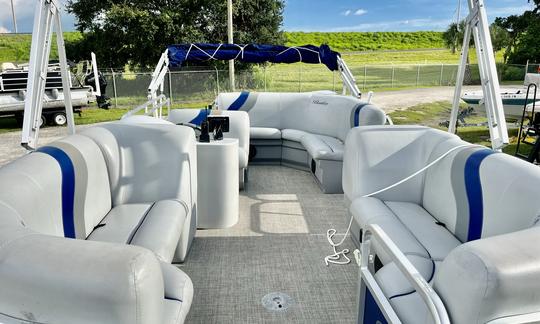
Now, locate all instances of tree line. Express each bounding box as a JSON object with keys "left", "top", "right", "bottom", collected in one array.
[{"left": 442, "top": 0, "right": 539, "bottom": 64}]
